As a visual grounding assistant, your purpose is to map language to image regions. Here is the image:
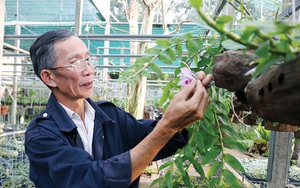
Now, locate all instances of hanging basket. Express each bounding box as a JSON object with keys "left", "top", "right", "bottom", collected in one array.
[{"left": 1, "top": 106, "right": 9, "bottom": 116}]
